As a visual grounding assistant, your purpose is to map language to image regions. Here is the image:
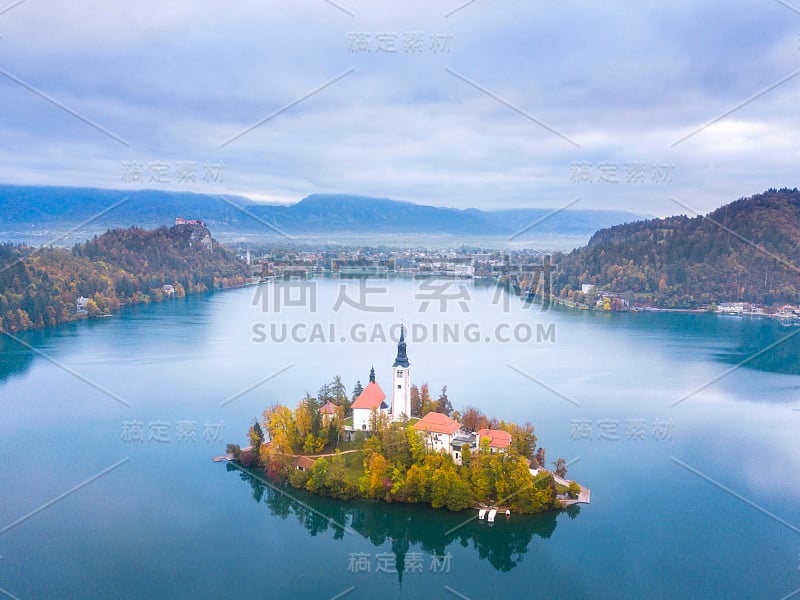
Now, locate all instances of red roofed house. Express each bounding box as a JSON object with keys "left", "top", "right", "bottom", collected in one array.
[
  {"left": 319, "top": 401, "right": 338, "bottom": 425},
  {"left": 413, "top": 412, "right": 462, "bottom": 454},
  {"left": 351, "top": 367, "right": 390, "bottom": 432},
  {"left": 477, "top": 428, "right": 512, "bottom": 454}
]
